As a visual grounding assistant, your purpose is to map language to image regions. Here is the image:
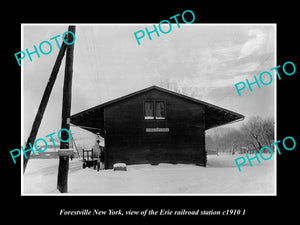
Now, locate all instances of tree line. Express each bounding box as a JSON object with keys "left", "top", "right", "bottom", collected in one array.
[{"left": 206, "top": 116, "right": 274, "bottom": 154}]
